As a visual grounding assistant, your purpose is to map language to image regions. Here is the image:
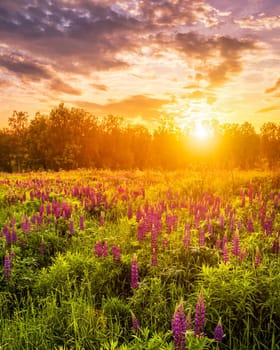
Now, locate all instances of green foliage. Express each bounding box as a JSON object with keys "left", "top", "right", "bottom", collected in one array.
[{"left": 1, "top": 169, "right": 280, "bottom": 349}]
